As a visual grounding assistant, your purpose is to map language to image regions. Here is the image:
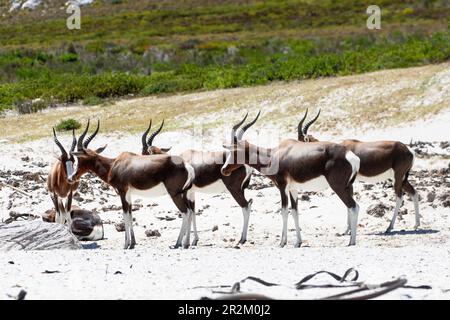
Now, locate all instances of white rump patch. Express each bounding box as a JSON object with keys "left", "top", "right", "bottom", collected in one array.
[
  {"left": 345, "top": 151, "right": 360, "bottom": 184},
  {"left": 183, "top": 163, "right": 195, "bottom": 190},
  {"left": 78, "top": 224, "right": 104, "bottom": 241},
  {"left": 357, "top": 169, "right": 395, "bottom": 183},
  {"left": 128, "top": 184, "right": 168, "bottom": 199},
  {"left": 289, "top": 176, "right": 329, "bottom": 192}
]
